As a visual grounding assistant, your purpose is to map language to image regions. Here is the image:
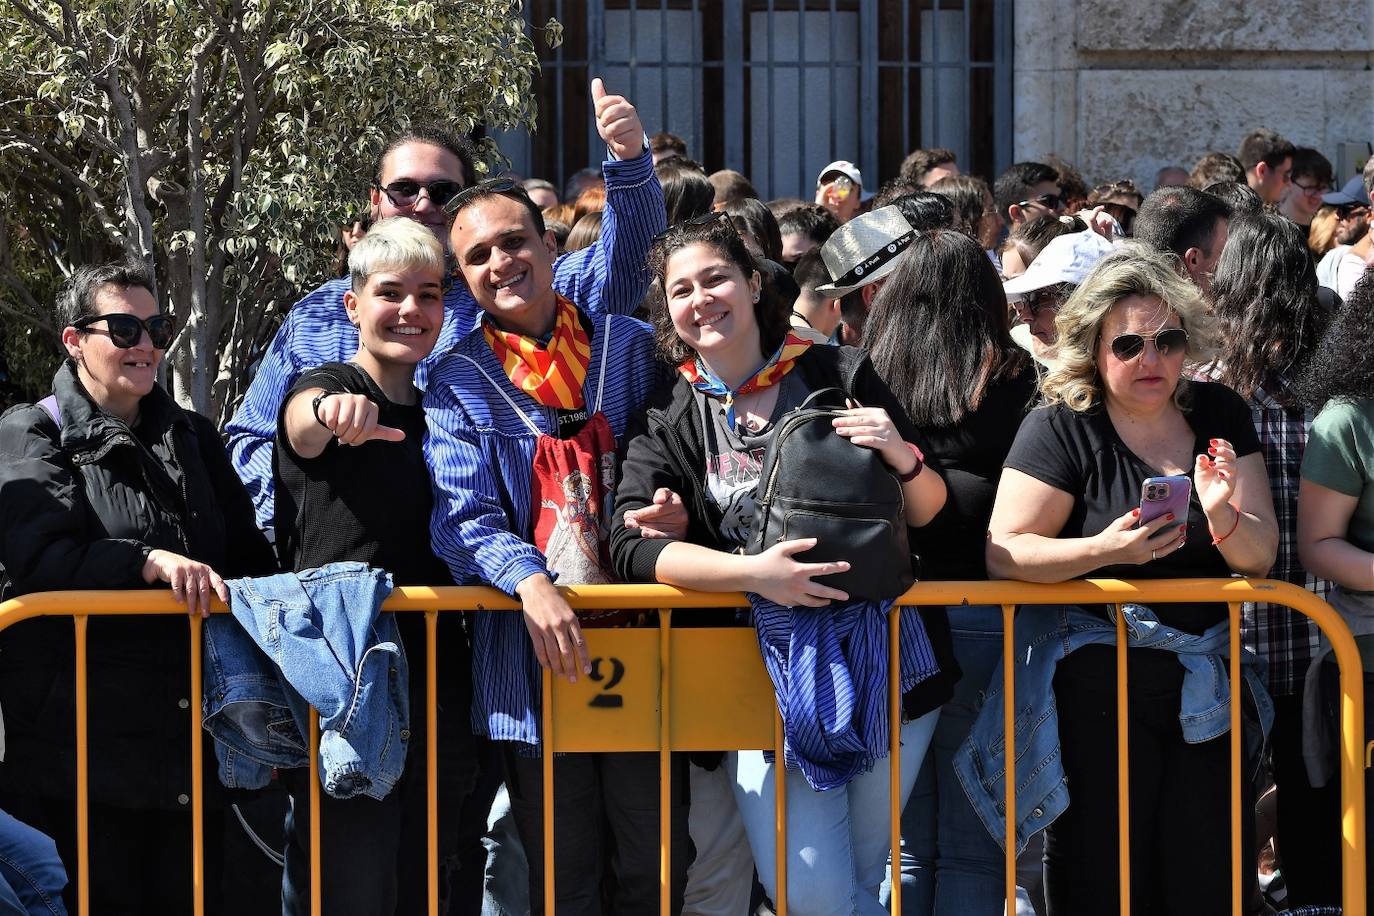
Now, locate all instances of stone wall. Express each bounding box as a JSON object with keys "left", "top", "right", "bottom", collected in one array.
[{"left": 1013, "top": 0, "right": 1374, "bottom": 190}]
